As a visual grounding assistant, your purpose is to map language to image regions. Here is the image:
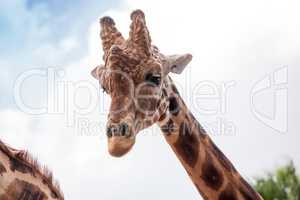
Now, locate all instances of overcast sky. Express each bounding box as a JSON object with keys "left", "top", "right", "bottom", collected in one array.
[{"left": 1, "top": 0, "right": 300, "bottom": 199}]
